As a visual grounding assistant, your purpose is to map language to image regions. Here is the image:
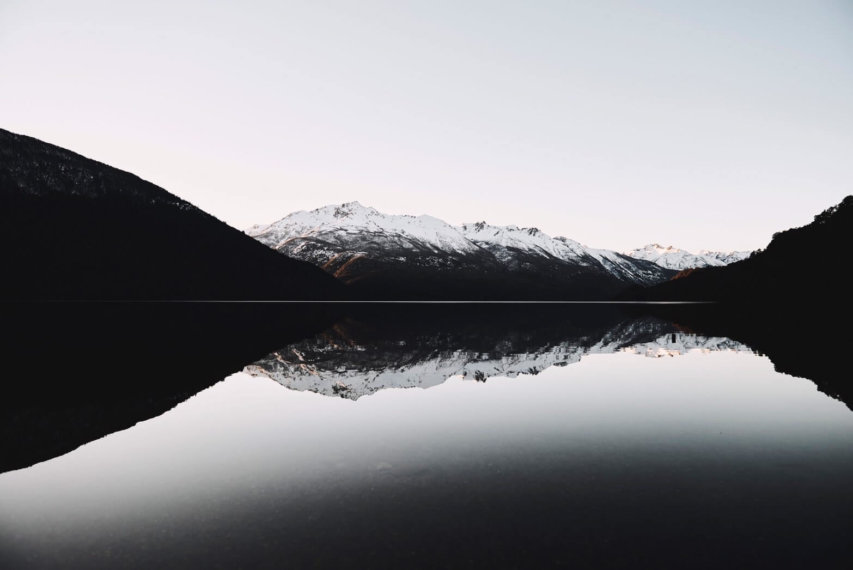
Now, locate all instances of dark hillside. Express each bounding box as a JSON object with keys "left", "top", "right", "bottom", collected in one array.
[
  {"left": 633, "top": 196, "right": 852, "bottom": 302},
  {"left": 0, "top": 128, "right": 345, "bottom": 299}
]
